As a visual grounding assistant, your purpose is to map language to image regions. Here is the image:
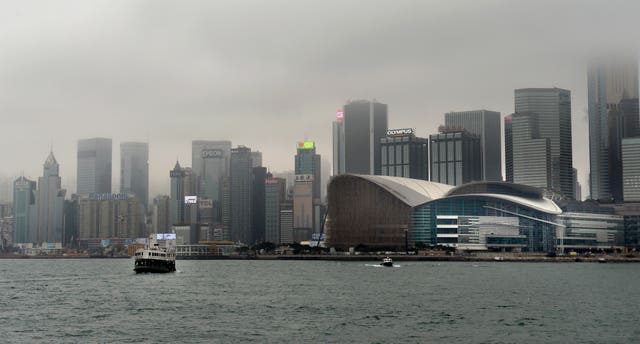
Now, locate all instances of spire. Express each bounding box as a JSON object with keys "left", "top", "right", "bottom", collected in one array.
[
  {"left": 173, "top": 160, "right": 181, "bottom": 170},
  {"left": 44, "top": 151, "right": 58, "bottom": 168}
]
